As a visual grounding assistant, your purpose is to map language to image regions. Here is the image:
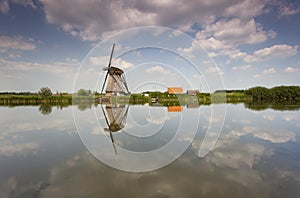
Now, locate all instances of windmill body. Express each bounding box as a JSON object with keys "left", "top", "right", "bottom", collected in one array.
[
  {"left": 101, "top": 44, "right": 130, "bottom": 96},
  {"left": 101, "top": 104, "right": 129, "bottom": 154}
]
